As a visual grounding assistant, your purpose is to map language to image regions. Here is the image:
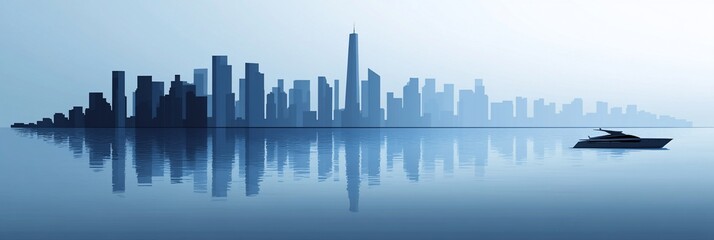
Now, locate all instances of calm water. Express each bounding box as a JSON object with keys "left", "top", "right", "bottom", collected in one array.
[{"left": 0, "top": 128, "right": 712, "bottom": 240}]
